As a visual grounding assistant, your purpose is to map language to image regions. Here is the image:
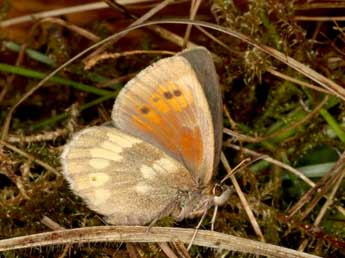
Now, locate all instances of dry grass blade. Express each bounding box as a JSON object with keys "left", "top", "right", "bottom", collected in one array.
[
  {"left": 295, "top": 2, "right": 345, "bottom": 9},
  {"left": 38, "top": 17, "right": 100, "bottom": 42},
  {"left": 84, "top": 49, "right": 175, "bottom": 70},
  {"left": 267, "top": 68, "right": 332, "bottom": 95},
  {"left": 287, "top": 152, "right": 345, "bottom": 219},
  {"left": 0, "top": 226, "right": 321, "bottom": 258},
  {"left": 158, "top": 242, "right": 179, "bottom": 258},
  {"left": 0, "top": 1, "right": 156, "bottom": 27},
  {"left": 294, "top": 16, "right": 345, "bottom": 21},
  {"left": 149, "top": 24, "right": 199, "bottom": 49},
  {"left": 88, "top": 0, "right": 175, "bottom": 58},
  {"left": 298, "top": 167, "right": 345, "bottom": 252},
  {"left": 224, "top": 141, "right": 315, "bottom": 187},
  {"left": 172, "top": 241, "right": 191, "bottom": 258},
  {"left": 0, "top": 42, "right": 26, "bottom": 103},
  {"left": 126, "top": 243, "right": 141, "bottom": 258},
  {"left": 223, "top": 96, "right": 329, "bottom": 143}
]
